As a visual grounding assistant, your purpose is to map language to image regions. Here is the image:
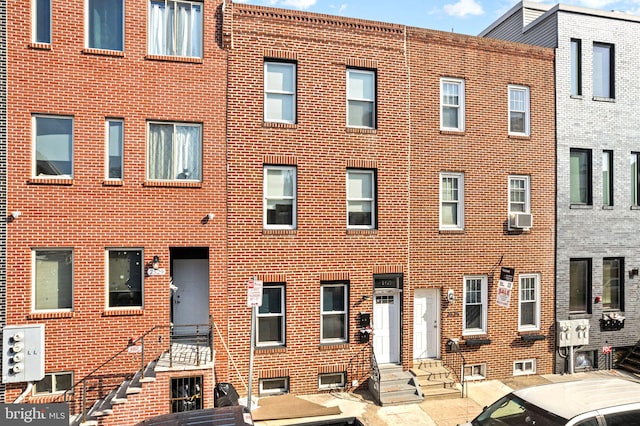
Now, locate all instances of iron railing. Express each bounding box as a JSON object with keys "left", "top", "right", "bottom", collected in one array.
[
  {"left": 443, "top": 338, "right": 466, "bottom": 398},
  {"left": 369, "top": 342, "right": 381, "bottom": 402}
]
